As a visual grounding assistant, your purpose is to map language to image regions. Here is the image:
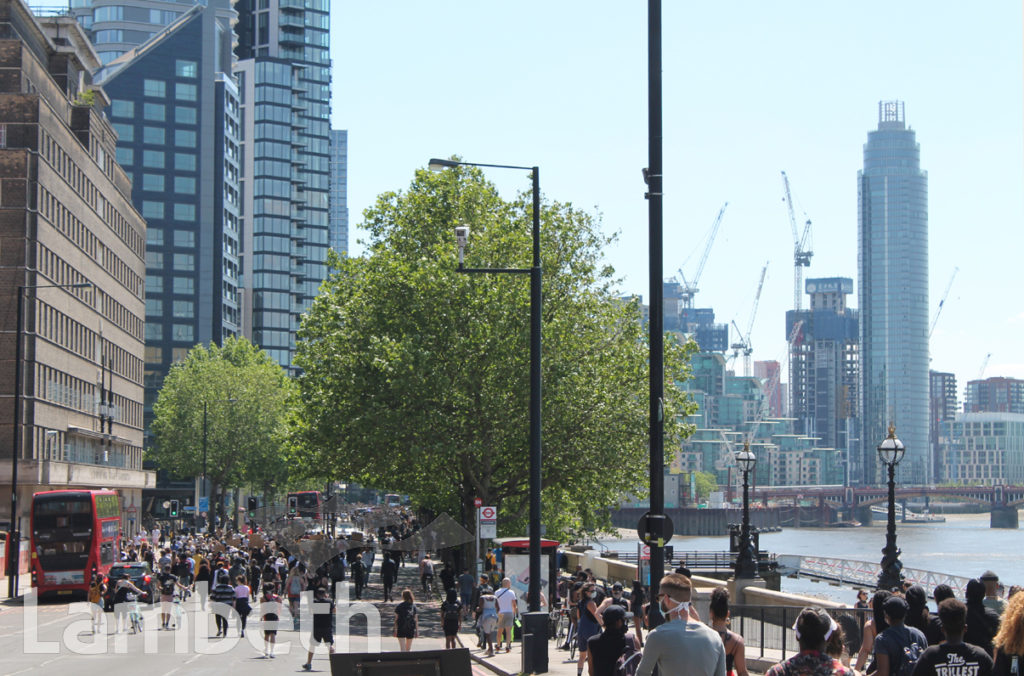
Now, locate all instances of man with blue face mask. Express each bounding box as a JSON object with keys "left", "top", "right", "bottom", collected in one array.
[{"left": 635, "top": 573, "right": 726, "bottom": 676}]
